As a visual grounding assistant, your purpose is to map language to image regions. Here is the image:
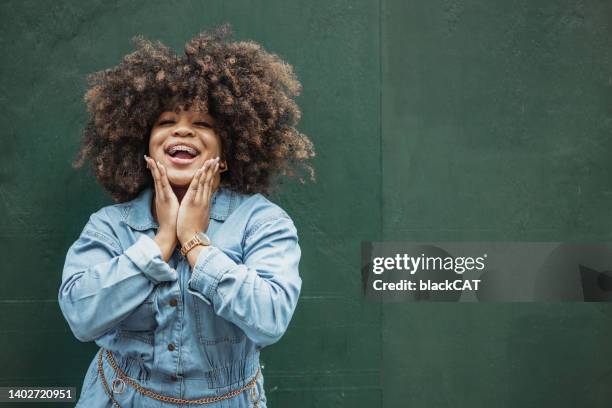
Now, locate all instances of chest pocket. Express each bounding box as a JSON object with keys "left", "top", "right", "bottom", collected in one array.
[
  {"left": 188, "top": 214, "right": 253, "bottom": 352},
  {"left": 189, "top": 238, "right": 246, "bottom": 350},
  {"left": 118, "top": 290, "right": 158, "bottom": 331},
  {"left": 192, "top": 299, "right": 244, "bottom": 346}
]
